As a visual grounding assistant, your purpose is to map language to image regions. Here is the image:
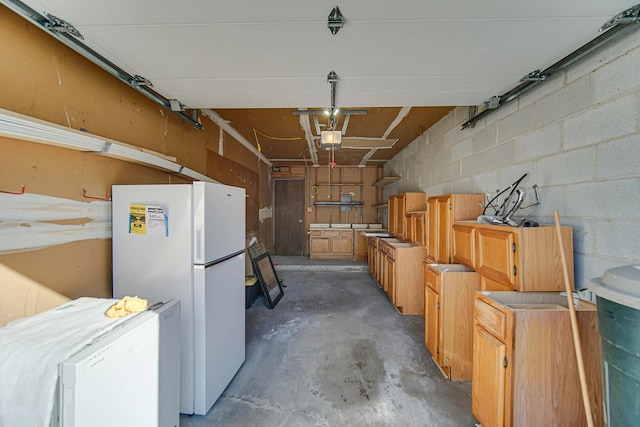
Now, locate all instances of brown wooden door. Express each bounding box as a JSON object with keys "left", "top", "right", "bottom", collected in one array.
[{"left": 274, "top": 179, "right": 304, "bottom": 255}]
